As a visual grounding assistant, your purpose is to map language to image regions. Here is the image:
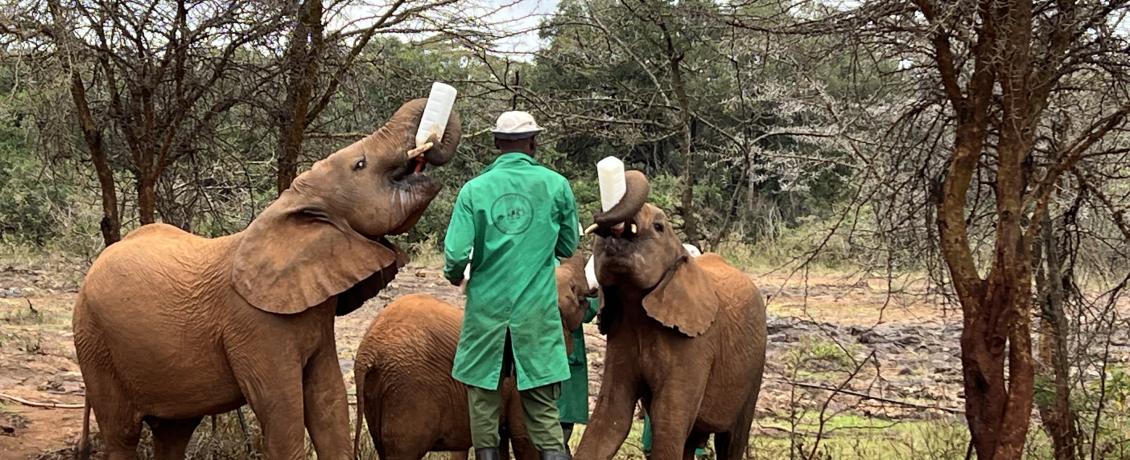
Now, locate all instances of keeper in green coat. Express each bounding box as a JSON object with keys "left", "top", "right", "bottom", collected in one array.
[{"left": 444, "top": 110, "right": 580, "bottom": 460}]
